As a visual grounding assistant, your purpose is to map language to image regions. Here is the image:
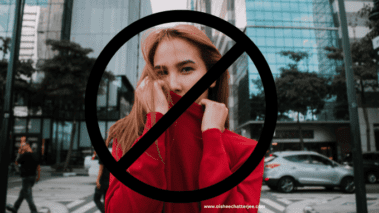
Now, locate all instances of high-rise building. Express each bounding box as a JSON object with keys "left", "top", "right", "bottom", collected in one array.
[
  {"left": 189, "top": 0, "right": 379, "bottom": 161},
  {"left": 0, "top": 0, "right": 152, "bottom": 165}
]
